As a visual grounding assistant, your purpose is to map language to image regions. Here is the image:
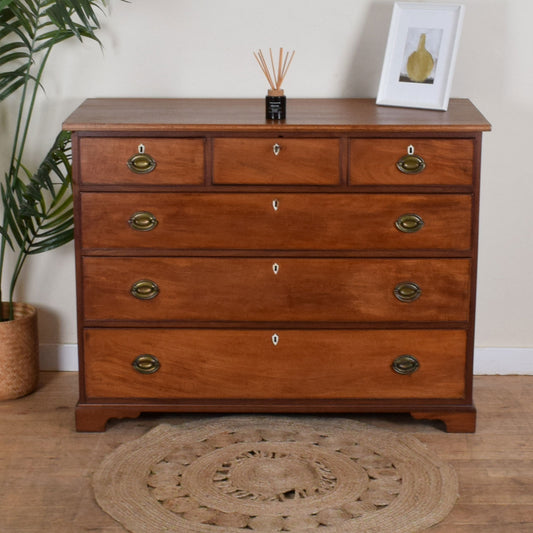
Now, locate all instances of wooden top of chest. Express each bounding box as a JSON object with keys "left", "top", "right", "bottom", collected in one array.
[{"left": 63, "top": 98, "right": 491, "bottom": 134}]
